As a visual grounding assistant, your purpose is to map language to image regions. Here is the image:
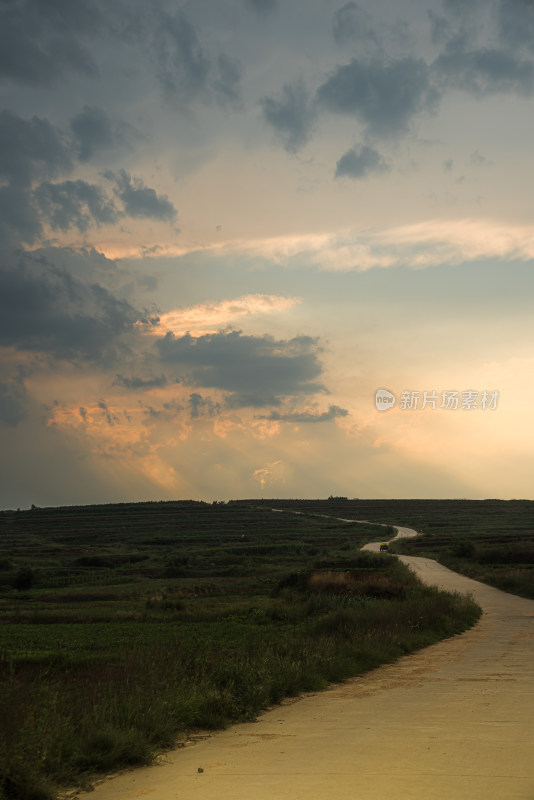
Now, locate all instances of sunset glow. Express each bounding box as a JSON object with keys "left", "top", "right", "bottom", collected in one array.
[{"left": 1, "top": 0, "right": 533, "bottom": 506}]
